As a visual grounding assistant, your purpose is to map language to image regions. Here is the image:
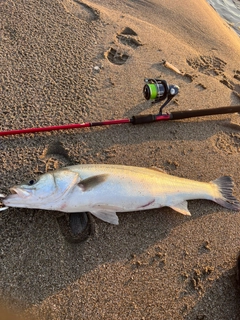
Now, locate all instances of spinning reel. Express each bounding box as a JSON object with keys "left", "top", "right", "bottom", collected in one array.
[{"left": 143, "top": 79, "right": 179, "bottom": 114}]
